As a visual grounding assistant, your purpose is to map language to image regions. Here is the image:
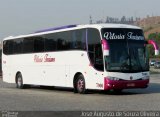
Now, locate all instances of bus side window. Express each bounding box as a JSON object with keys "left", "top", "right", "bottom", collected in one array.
[
  {"left": 3, "top": 41, "right": 10, "bottom": 55},
  {"left": 44, "top": 33, "right": 57, "bottom": 52},
  {"left": 4, "top": 40, "right": 14, "bottom": 55},
  {"left": 87, "top": 28, "right": 104, "bottom": 71},
  {"left": 23, "top": 37, "right": 34, "bottom": 53},
  {"left": 71, "top": 29, "right": 86, "bottom": 50},
  {"left": 13, "top": 39, "right": 23, "bottom": 54},
  {"left": 34, "top": 36, "right": 45, "bottom": 52},
  {"left": 56, "top": 31, "right": 71, "bottom": 51}
]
